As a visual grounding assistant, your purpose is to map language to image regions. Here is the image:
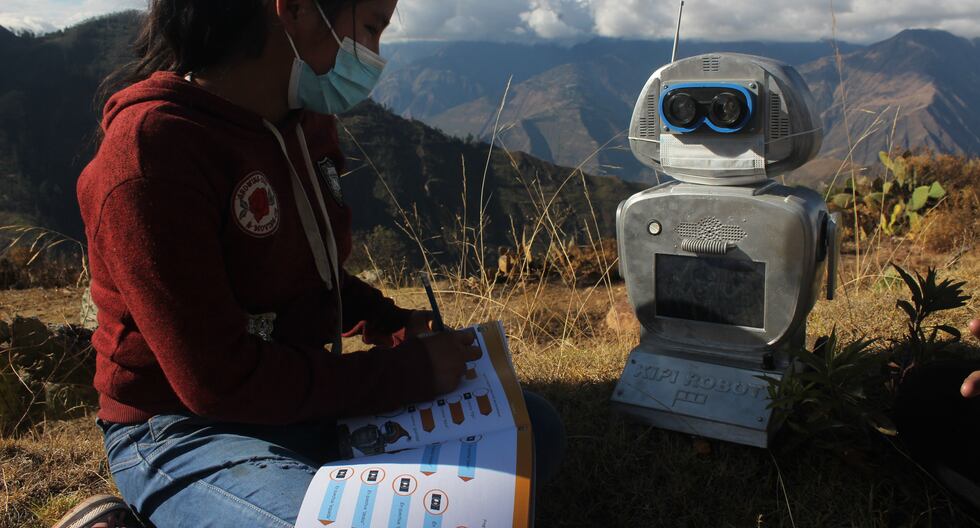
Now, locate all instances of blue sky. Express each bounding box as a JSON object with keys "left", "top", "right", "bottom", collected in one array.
[{"left": 3, "top": 0, "right": 980, "bottom": 43}]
